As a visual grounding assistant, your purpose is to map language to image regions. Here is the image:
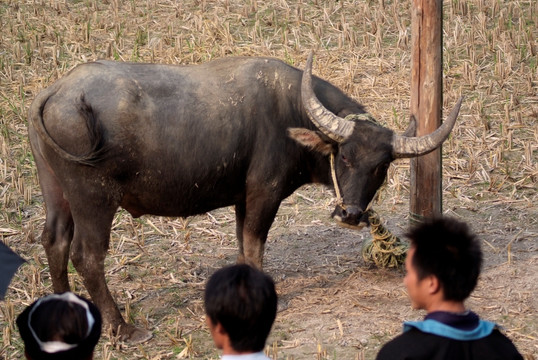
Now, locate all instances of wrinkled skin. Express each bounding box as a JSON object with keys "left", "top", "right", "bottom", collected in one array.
[{"left": 28, "top": 56, "right": 455, "bottom": 342}]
